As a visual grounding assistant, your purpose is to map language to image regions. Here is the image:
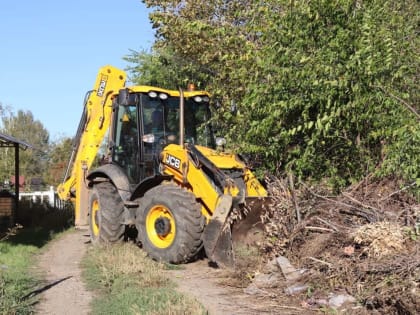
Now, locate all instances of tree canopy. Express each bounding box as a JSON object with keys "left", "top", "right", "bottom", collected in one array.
[
  {"left": 0, "top": 109, "right": 50, "bottom": 187},
  {"left": 133, "top": 0, "right": 419, "bottom": 189}
]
